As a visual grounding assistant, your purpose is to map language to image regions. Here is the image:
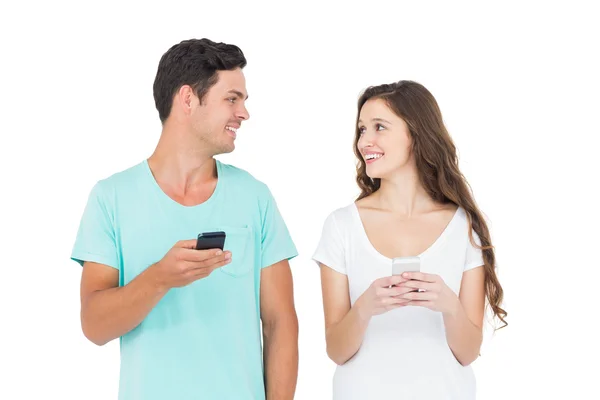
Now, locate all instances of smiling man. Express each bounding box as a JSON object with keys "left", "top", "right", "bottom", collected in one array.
[{"left": 71, "top": 38, "right": 299, "bottom": 400}]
